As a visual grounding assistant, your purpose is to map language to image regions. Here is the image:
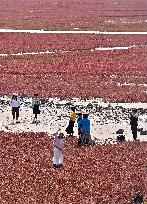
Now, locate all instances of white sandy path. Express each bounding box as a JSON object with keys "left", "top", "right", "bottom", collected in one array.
[
  {"left": 0, "top": 97, "right": 147, "bottom": 142},
  {"left": 0, "top": 29, "right": 147, "bottom": 34},
  {"left": 1, "top": 44, "right": 146, "bottom": 57}
]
